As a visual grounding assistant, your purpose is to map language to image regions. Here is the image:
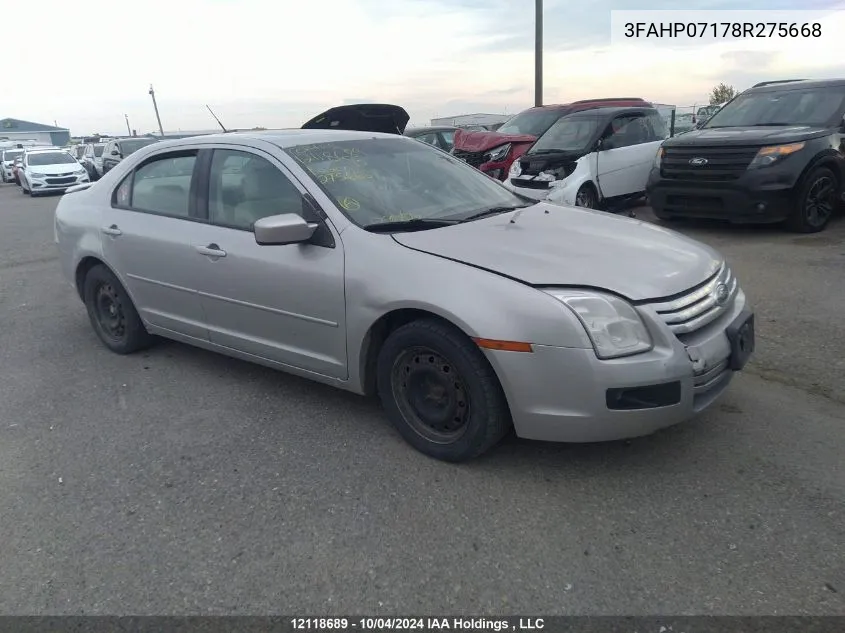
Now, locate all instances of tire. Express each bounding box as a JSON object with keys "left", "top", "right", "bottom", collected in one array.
[
  {"left": 82, "top": 264, "right": 154, "bottom": 354},
  {"left": 575, "top": 183, "right": 598, "bottom": 209},
  {"left": 376, "top": 319, "right": 512, "bottom": 462},
  {"left": 785, "top": 166, "right": 839, "bottom": 233}
]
